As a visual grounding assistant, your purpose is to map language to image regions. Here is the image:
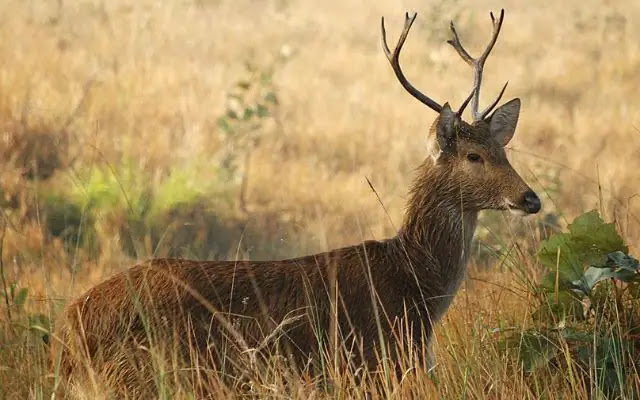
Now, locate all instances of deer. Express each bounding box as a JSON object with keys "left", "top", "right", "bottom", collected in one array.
[{"left": 54, "top": 9, "right": 540, "bottom": 395}]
